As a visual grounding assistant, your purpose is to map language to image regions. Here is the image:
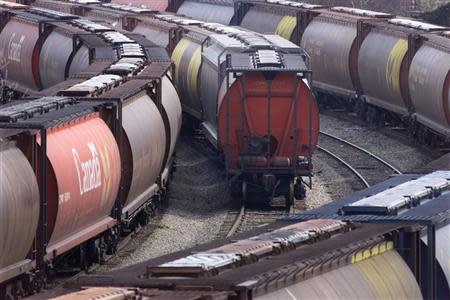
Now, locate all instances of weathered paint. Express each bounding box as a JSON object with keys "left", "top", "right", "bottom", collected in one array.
[
  {"left": 258, "top": 250, "right": 422, "bottom": 299},
  {"left": 276, "top": 16, "right": 296, "bottom": 40},
  {"left": 41, "top": 114, "right": 121, "bottom": 250},
  {"left": 0, "top": 144, "right": 39, "bottom": 269},
  {"left": 386, "top": 39, "right": 408, "bottom": 95},
  {"left": 217, "top": 72, "right": 319, "bottom": 171}
]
